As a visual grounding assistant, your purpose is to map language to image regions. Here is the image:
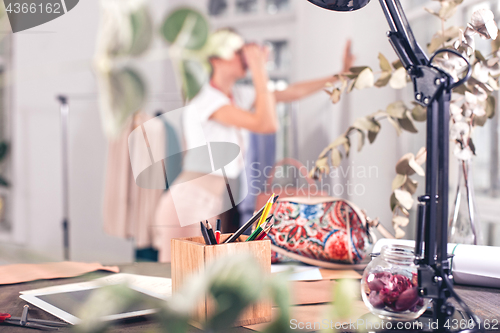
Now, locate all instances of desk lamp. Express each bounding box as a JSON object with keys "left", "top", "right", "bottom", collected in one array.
[{"left": 306, "top": 0, "right": 482, "bottom": 331}]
